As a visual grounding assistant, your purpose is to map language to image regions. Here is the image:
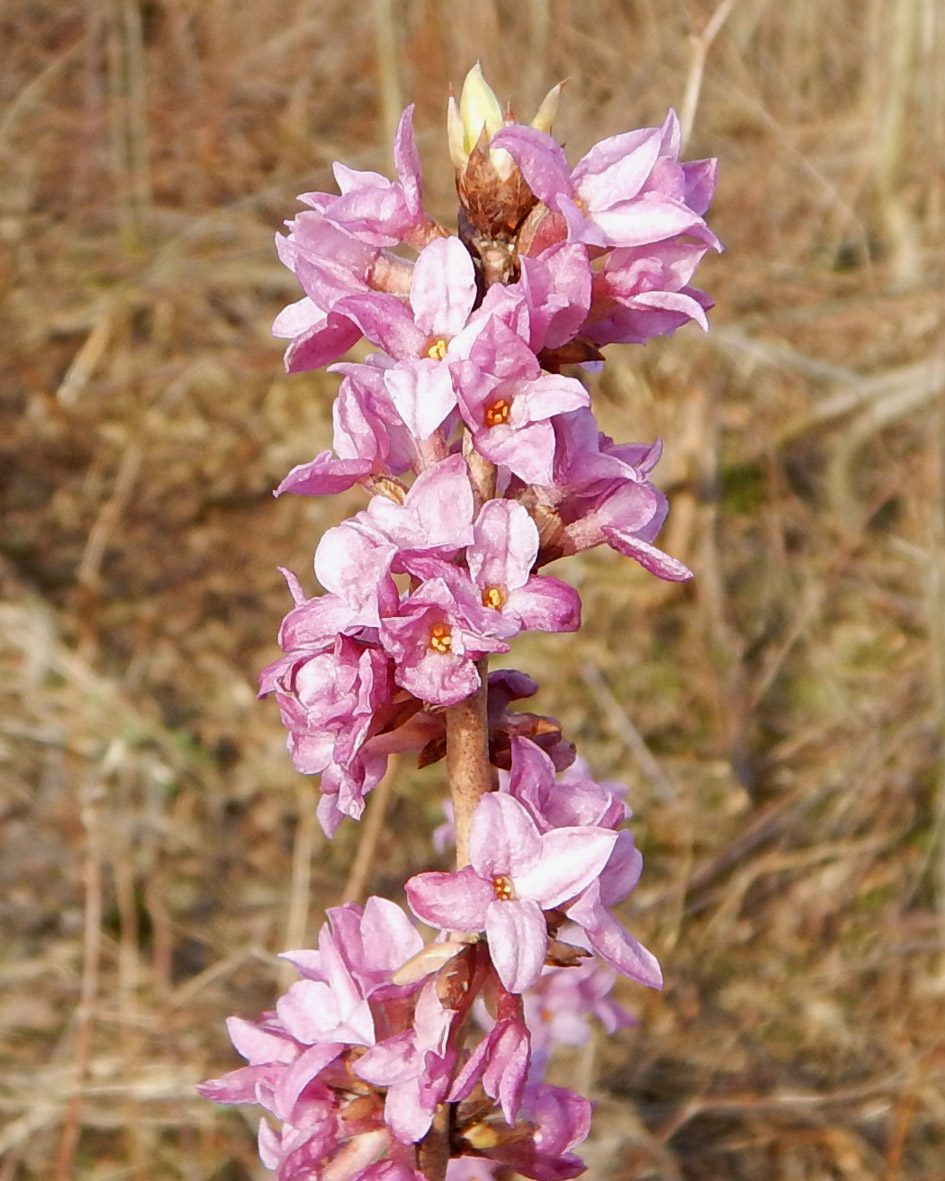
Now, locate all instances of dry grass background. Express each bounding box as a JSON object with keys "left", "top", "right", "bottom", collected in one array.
[{"left": 2, "top": 1, "right": 944, "bottom": 1178}]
